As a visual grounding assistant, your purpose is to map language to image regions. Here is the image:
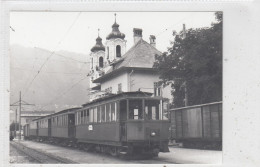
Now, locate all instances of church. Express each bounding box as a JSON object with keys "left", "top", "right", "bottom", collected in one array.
[{"left": 88, "top": 15, "right": 172, "bottom": 101}]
